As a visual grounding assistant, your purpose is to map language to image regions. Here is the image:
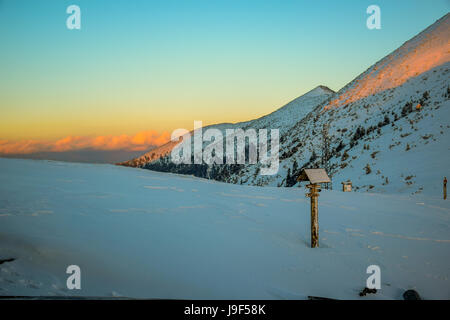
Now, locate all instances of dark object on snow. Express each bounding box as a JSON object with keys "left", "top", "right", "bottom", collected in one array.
[
  {"left": 444, "top": 177, "right": 447, "bottom": 200},
  {"left": 0, "top": 258, "right": 15, "bottom": 265},
  {"left": 308, "top": 296, "right": 337, "bottom": 301},
  {"left": 403, "top": 290, "right": 422, "bottom": 300},
  {"left": 359, "top": 287, "right": 377, "bottom": 296}
]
